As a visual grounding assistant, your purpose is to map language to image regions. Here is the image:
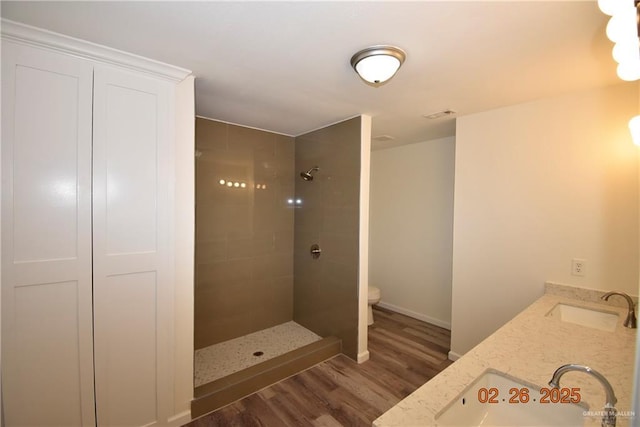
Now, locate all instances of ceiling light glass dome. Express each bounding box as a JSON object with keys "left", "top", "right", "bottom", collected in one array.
[{"left": 350, "top": 45, "right": 406, "bottom": 86}]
